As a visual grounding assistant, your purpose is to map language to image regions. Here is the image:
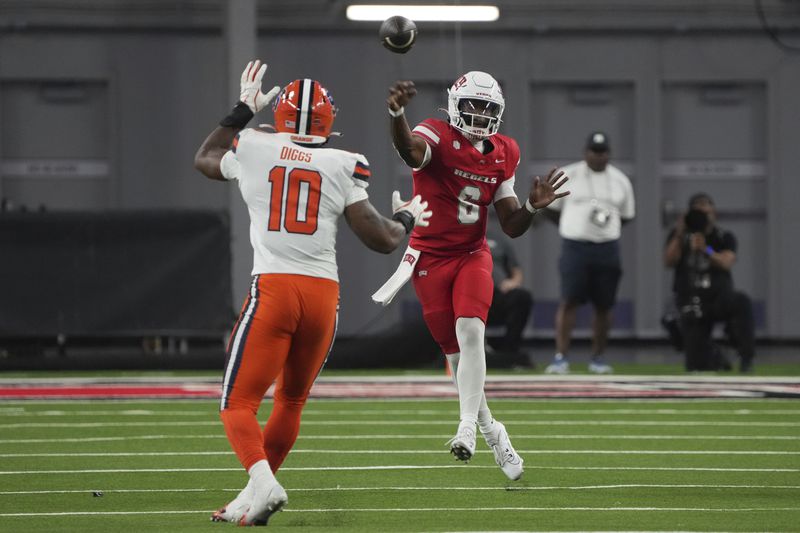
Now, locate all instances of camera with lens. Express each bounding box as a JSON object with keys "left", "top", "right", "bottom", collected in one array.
[
  {"left": 681, "top": 208, "right": 712, "bottom": 317},
  {"left": 590, "top": 208, "right": 610, "bottom": 227},
  {"left": 589, "top": 200, "right": 612, "bottom": 228},
  {"left": 684, "top": 208, "right": 708, "bottom": 233}
]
